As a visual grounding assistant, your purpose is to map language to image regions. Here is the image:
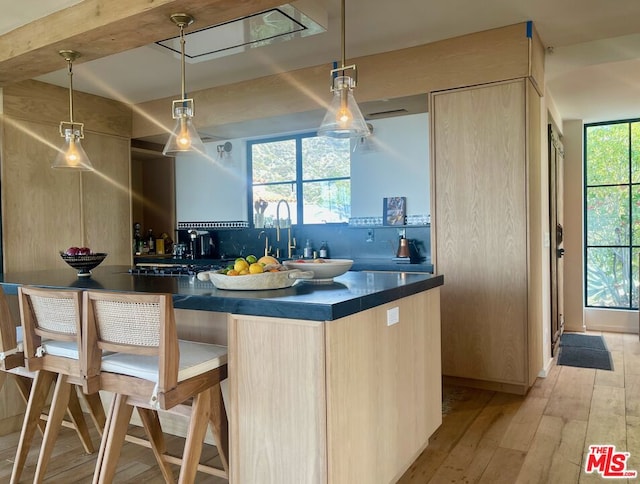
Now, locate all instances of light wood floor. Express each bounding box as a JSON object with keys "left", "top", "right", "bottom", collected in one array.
[
  {"left": 1, "top": 331, "right": 638, "bottom": 483},
  {"left": 399, "top": 331, "right": 640, "bottom": 484},
  {"left": 0, "top": 414, "right": 227, "bottom": 483}
]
